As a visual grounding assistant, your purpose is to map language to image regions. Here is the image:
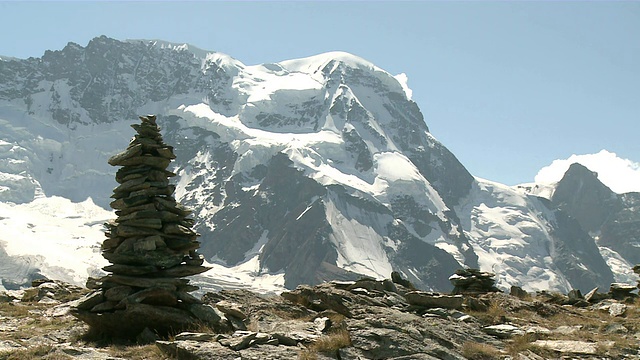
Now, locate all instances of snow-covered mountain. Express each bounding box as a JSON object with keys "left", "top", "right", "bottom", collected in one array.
[{"left": 1, "top": 36, "right": 637, "bottom": 293}]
